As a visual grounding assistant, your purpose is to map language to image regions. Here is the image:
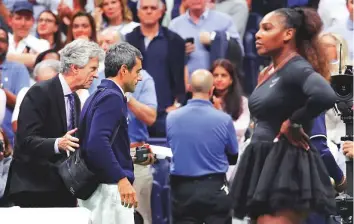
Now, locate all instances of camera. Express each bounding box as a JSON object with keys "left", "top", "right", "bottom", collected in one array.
[
  {"left": 134, "top": 146, "right": 150, "bottom": 163},
  {"left": 331, "top": 64, "right": 353, "bottom": 224}
]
